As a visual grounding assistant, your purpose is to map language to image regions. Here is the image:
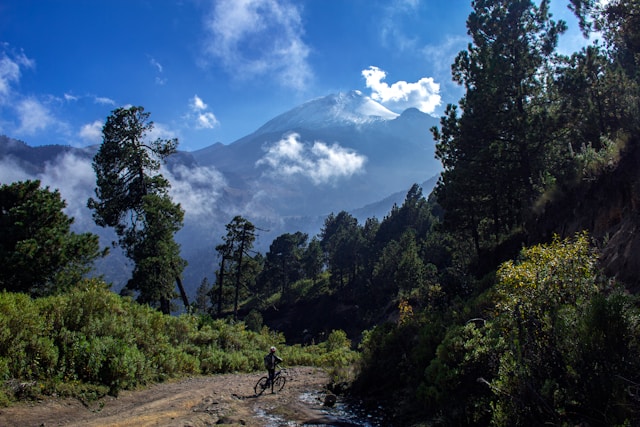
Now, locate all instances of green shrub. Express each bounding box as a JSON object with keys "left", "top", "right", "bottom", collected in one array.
[
  {"left": 0, "top": 357, "right": 9, "bottom": 381},
  {"left": 0, "top": 388, "right": 12, "bottom": 407},
  {"left": 475, "top": 233, "right": 640, "bottom": 425},
  {"left": 245, "top": 350, "right": 265, "bottom": 371},
  {"left": 47, "top": 381, "right": 109, "bottom": 405},
  {"left": 244, "top": 310, "right": 263, "bottom": 332},
  {"left": 0, "top": 281, "right": 362, "bottom": 402},
  {"left": 281, "top": 345, "right": 317, "bottom": 366},
  {"left": 199, "top": 347, "right": 226, "bottom": 374},
  {"left": 24, "top": 335, "right": 58, "bottom": 379},
  {"left": 223, "top": 351, "right": 251, "bottom": 372},
  {"left": 99, "top": 337, "right": 147, "bottom": 395},
  {"left": 189, "top": 323, "right": 218, "bottom": 346},
  {"left": 0, "top": 292, "right": 58, "bottom": 379},
  {"left": 325, "top": 330, "right": 350, "bottom": 352}
]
